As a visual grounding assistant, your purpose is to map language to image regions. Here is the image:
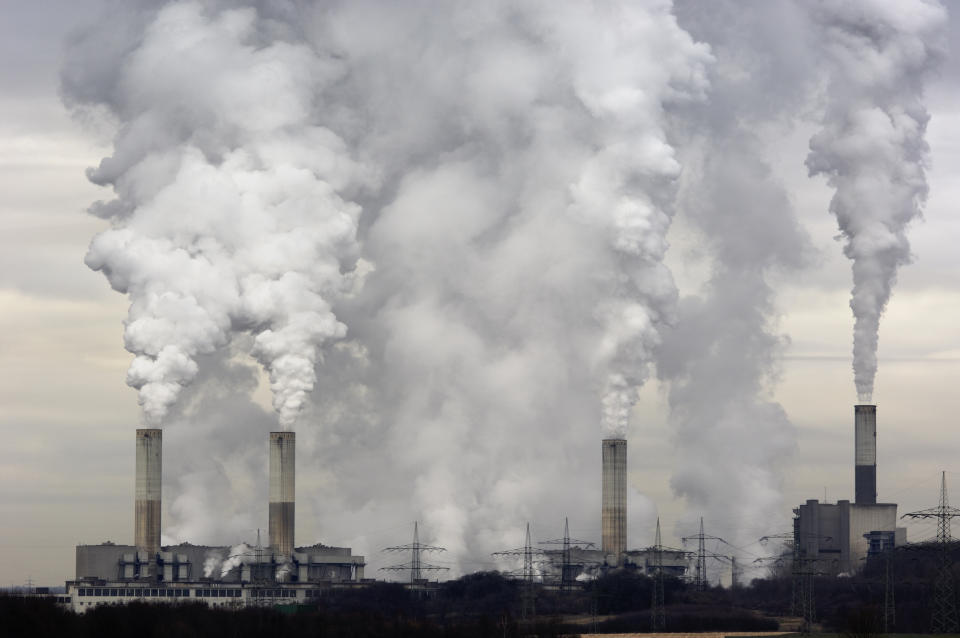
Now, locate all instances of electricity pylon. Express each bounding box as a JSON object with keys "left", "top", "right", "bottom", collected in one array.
[
  {"left": 651, "top": 518, "right": 666, "bottom": 631},
  {"left": 682, "top": 517, "right": 730, "bottom": 591},
  {"left": 902, "top": 471, "right": 960, "bottom": 633},
  {"left": 882, "top": 542, "right": 896, "bottom": 633},
  {"left": 381, "top": 521, "right": 449, "bottom": 584},
  {"left": 493, "top": 522, "right": 544, "bottom": 620},
  {"left": 539, "top": 517, "right": 595, "bottom": 591}
]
